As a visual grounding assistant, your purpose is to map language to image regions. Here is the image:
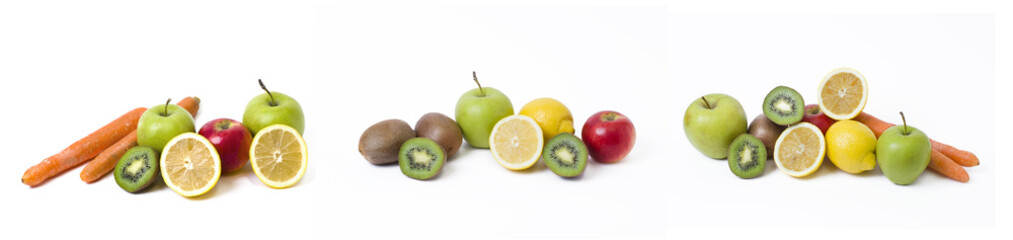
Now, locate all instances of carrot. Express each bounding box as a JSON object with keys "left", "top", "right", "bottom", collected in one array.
[
  {"left": 22, "top": 107, "right": 147, "bottom": 187},
  {"left": 176, "top": 96, "right": 201, "bottom": 117},
  {"left": 79, "top": 97, "right": 201, "bottom": 183},
  {"left": 928, "top": 149, "right": 969, "bottom": 182},
  {"left": 854, "top": 112, "right": 978, "bottom": 166},
  {"left": 79, "top": 131, "right": 138, "bottom": 183},
  {"left": 931, "top": 140, "right": 978, "bottom": 167}
]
